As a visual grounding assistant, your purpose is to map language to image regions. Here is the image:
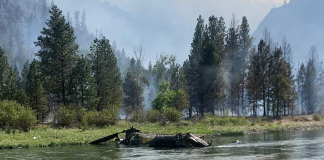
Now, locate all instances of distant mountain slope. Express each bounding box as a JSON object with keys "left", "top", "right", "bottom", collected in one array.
[
  {"left": 252, "top": 0, "right": 324, "bottom": 64},
  {"left": 54, "top": 0, "right": 192, "bottom": 64}
]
